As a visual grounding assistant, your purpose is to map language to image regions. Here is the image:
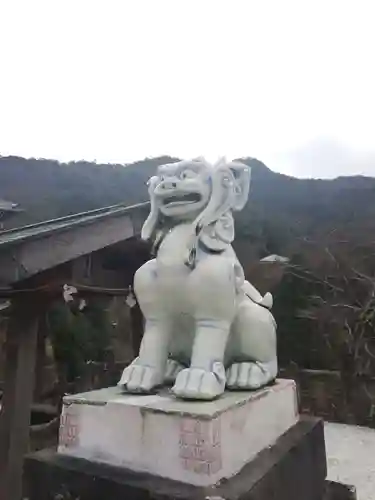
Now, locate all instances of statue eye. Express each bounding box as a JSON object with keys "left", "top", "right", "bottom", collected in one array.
[{"left": 180, "top": 170, "right": 195, "bottom": 179}]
